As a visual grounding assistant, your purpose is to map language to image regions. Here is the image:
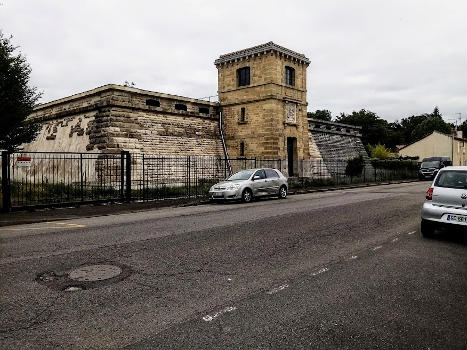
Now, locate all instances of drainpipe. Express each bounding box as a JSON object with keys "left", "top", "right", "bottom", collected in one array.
[{"left": 219, "top": 109, "right": 232, "bottom": 175}]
